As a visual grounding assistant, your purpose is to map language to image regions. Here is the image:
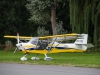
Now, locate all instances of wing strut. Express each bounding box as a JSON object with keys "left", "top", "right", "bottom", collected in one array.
[
  {"left": 44, "top": 37, "right": 58, "bottom": 60},
  {"left": 46, "top": 37, "right": 57, "bottom": 54}
]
